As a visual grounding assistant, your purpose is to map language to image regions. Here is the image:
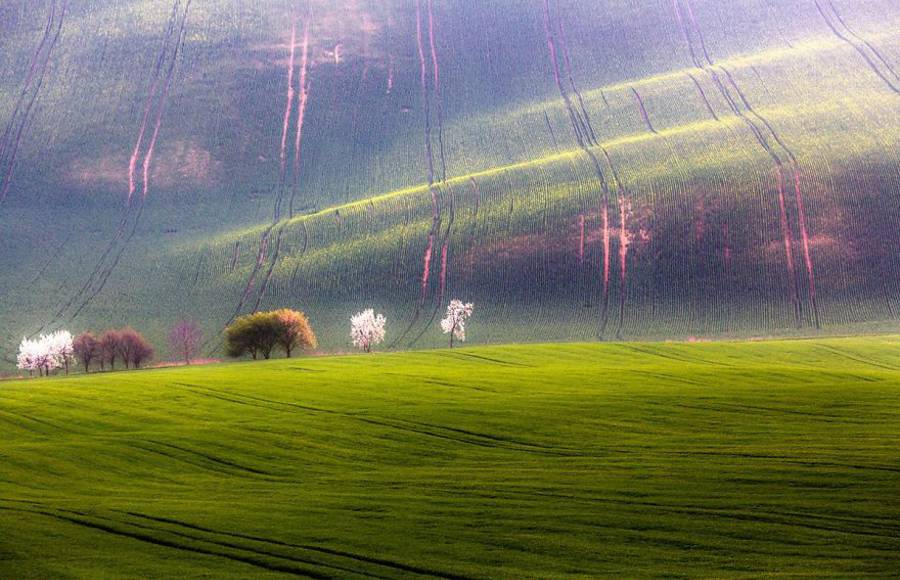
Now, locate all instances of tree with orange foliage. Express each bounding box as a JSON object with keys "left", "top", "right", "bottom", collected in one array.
[{"left": 273, "top": 309, "right": 317, "bottom": 358}]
